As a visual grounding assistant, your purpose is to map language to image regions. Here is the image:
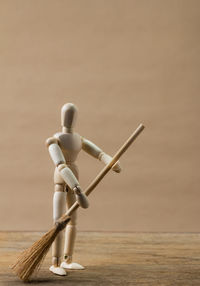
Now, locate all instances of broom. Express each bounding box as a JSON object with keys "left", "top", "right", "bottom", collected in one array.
[{"left": 12, "top": 123, "right": 145, "bottom": 282}]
